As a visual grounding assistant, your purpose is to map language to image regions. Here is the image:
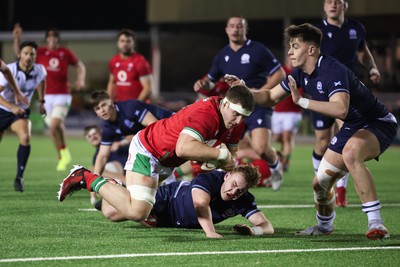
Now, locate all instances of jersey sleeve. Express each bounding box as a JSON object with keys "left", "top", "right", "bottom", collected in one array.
[
  {"left": 182, "top": 103, "right": 220, "bottom": 142},
  {"left": 65, "top": 48, "right": 79, "bottom": 66},
  {"left": 280, "top": 68, "right": 301, "bottom": 94},
  {"left": 257, "top": 44, "right": 282, "bottom": 76},
  {"left": 100, "top": 123, "right": 123, "bottom": 146},
  {"left": 237, "top": 193, "right": 260, "bottom": 219},
  {"left": 137, "top": 55, "right": 152, "bottom": 78},
  {"left": 191, "top": 172, "right": 223, "bottom": 197},
  {"left": 207, "top": 49, "right": 225, "bottom": 82}
]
